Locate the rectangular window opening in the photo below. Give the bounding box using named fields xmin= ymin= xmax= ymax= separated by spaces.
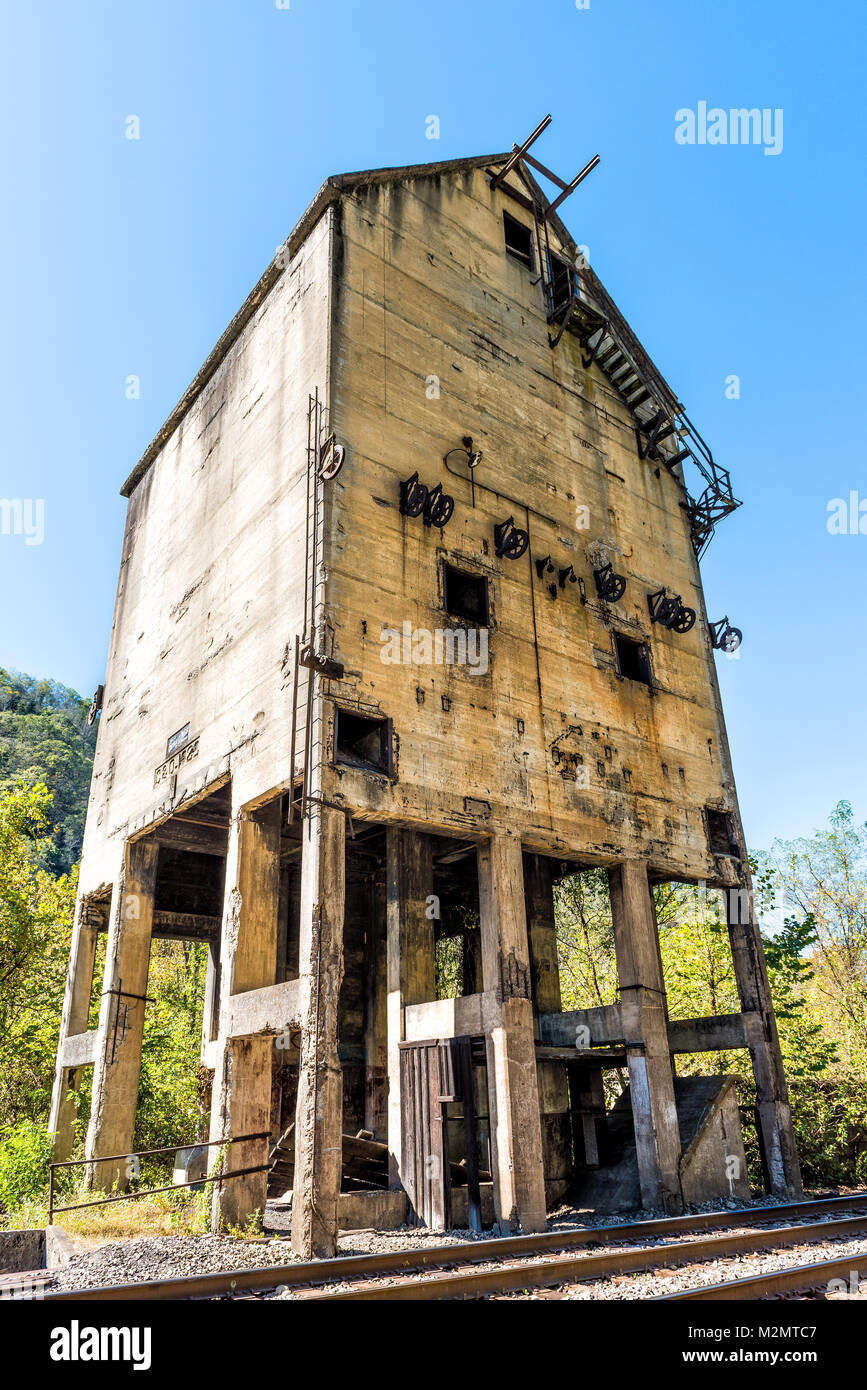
xmin=706 ymin=809 xmax=740 ymax=858
xmin=548 ymin=251 xmax=576 ymax=316
xmin=504 ymin=211 xmax=534 ymax=269
xmin=614 ymin=634 xmax=652 ymax=686
xmin=443 ymin=562 xmax=489 ymax=625
xmin=334 ymin=709 xmax=392 ymax=776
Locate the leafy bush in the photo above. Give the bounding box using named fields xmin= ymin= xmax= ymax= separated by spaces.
xmin=0 ymin=1119 xmax=53 ymax=1211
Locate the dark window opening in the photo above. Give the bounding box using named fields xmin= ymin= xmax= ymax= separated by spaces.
xmin=334 ymin=709 xmax=392 ymax=775
xmin=504 ymin=211 xmax=534 ymax=269
xmin=706 ymin=809 xmax=740 ymax=858
xmin=443 ymin=563 xmax=490 ymax=625
xmin=614 ymin=634 xmax=652 ymax=686
xmin=547 ymin=252 xmax=576 ymax=316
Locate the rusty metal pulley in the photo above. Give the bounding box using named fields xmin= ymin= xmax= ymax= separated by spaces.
xmin=493 ymin=516 xmax=529 ymax=560
xmin=399 ymin=473 xmax=454 ymax=528
xmin=710 ymin=617 xmax=743 ymax=652
xmin=317 ymin=436 xmax=345 ymax=481
xmin=399 ymin=471 xmax=428 ymax=517
xmin=593 ymin=563 xmax=627 ymax=602
xmin=423 ymin=482 xmax=454 ymax=529
xmin=648 ymin=588 xmax=696 ymax=633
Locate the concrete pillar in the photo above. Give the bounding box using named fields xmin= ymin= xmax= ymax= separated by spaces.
xmin=478 ymin=834 xmax=547 ymax=1234
xmin=290 ymin=803 xmax=346 ymax=1259
xmin=49 ymin=898 xmax=101 ymax=1160
xmin=523 ymin=853 xmax=562 ymax=1023
xmin=386 ymin=828 xmax=435 ymax=1187
xmin=209 ymin=799 xmax=281 ymax=1230
xmin=608 ymin=861 xmax=683 ymax=1213
xmin=85 ymin=839 xmax=159 ymax=1190
xmin=725 ymin=883 xmax=803 ymax=1198
xmin=364 ymin=869 xmax=388 ymax=1138
xmin=201 ymin=942 xmax=220 ymax=1050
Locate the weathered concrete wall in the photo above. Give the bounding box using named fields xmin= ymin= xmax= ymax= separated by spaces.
xmin=680 ymin=1077 xmax=751 ymax=1206
xmin=78 ymin=209 xmax=335 ymax=894
xmin=0 ymin=1229 xmax=44 ymax=1274
xmin=320 ymin=167 xmax=738 ymax=882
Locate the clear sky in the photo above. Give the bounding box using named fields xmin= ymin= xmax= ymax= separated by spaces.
xmin=0 ymin=0 xmax=864 ymax=853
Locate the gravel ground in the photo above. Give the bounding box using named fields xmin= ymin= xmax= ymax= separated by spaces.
xmin=500 ymin=1233 xmax=867 ymax=1301
xmin=268 ymin=1206 xmax=867 ymax=1300
xmin=47 ymin=1189 xmax=866 ymax=1294
xmin=51 ymin=1234 xmax=302 ymax=1291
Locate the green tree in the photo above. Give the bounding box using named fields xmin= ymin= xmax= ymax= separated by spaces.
xmin=0 ymin=782 xmax=76 ymax=1128
xmin=0 ymin=667 xmax=97 ymax=875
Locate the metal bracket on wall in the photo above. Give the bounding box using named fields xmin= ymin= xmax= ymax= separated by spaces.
xmin=647 ymin=588 xmax=696 ymax=634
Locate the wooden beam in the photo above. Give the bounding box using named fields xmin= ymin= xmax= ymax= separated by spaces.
xmin=152 ymin=820 xmax=229 ymax=858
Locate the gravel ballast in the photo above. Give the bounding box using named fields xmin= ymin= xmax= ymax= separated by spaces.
xmin=51 ymin=1235 xmax=301 ymax=1292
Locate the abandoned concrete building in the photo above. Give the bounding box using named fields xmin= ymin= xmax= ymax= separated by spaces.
xmin=50 ymin=120 xmax=802 ymax=1258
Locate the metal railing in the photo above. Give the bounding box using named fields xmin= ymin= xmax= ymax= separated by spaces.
xmin=47 ymin=1131 xmax=270 ymax=1223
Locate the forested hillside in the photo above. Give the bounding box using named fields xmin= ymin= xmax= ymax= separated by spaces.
xmin=0 ymin=668 xmax=97 ymax=875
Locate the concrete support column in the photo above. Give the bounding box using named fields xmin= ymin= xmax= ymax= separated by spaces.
xmin=49 ymin=899 xmax=101 ymax=1160
xmin=290 ymin=803 xmax=346 ymax=1259
xmin=608 ymin=861 xmax=683 ymax=1214
xmin=209 ymin=799 xmax=281 ymax=1231
xmin=85 ymin=839 xmax=159 ymax=1190
xmin=523 ymin=853 xmax=562 ymax=1024
xmin=386 ymin=828 xmax=435 ymax=1187
xmin=364 ymin=869 xmax=388 ymax=1138
xmin=478 ymin=834 xmax=547 ymax=1234
xmin=201 ymin=942 xmax=220 ymax=1050
xmin=726 ymin=885 xmax=803 ymax=1198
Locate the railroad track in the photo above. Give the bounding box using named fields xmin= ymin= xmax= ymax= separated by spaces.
xmin=41 ymin=1191 xmax=867 ymax=1303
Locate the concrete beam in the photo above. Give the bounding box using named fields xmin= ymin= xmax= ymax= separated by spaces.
xmin=539 ymin=1004 xmax=625 ymax=1048
xmin=403 ymin=990 xmax=501 ymax=1042
xmin=58 ymin=1031 xmax=99 ymax=1068
xmin=668 ymin=1013 xmax=749 ymax=1054
xmin=226 ymin=980 xmax=301 ymax=1039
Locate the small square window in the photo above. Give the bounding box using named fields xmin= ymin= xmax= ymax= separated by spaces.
xmin=706 ymin=809 xmax=740 ymax=858
xmin=614 ymin=634 xmax=651 ymax=686
xmin=443 ymin=563 xmax=489 ymax=625
xmin=547 ymin=252 xmax=576 ymax=316
xmin=504 ymin=212 xmax=534 ymax=269
xmin=334 ymin=709 xmax=392 ymax=776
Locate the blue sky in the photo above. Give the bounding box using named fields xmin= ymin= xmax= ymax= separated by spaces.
xmin=0 ymin=0 xmax=864 ymax=853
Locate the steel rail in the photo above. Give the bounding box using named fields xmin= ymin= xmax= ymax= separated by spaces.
xmin=41 ymin=1192 xmax=867 ymax=1303
xmin=288 ymin=1214 xmax=867 ymax=1301
xmin=656 ymin=1250 xmax=867 ymax=1301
